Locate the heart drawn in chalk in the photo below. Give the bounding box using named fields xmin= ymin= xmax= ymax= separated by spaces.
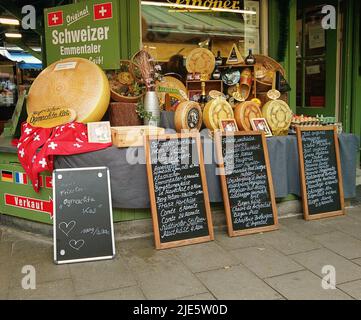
xmin=59 ymin=220 xmax=76 ymax=236
xmin=69 ymin=239 xmax=85 ymax=251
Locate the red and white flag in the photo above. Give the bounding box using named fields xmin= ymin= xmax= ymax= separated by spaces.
xmin=93 ymin=2 xmax=113 ymax=20
xmin=47 ymin=11 xmax=63 ymax=27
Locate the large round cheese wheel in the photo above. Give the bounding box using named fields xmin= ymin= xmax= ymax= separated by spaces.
xmin=174 ymin=101 xmax=202 ymax=132
xmin=234 ymin=101 xmax=262 ymax=131
xmin=203 ymin=98 xmax=234 ymax=130
xmin=27 ymin=58 xmax=110 ymax=123
xmin=262 ymin=100 xmax=293 ymax=135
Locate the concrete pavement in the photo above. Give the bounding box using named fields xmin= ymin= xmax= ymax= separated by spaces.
xmin=1 ymin=206 xmax=361 ymax=300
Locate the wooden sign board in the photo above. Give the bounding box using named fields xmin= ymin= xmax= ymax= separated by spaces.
xmin=296 ymin=126 xmax=345 ymax=220
xmin=215 ymin=131 xmax=278 ymax=237
xmin=53 ymin=167 xmax=115 ymax=264
xmin=145 ymin=133 xmax=214 ymax=249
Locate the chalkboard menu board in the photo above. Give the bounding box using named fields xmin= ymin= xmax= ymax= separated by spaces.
xmin=53 ymin=167 xmax=115 ymax=264
xmin=215 ymin=132 xmax=278 ymax=237
xmin=145 ymin=133 xmax=214 ymax=249
xmin=296 ymin=126 xmax=345 ymax=220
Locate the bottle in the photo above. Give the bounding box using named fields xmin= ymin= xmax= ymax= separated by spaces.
xmin=215 ymin=50 xmax=223 ymax=66
xmin=245 ymin=49 xmax=256 ymax=65
xmin=199 ymin=82 xmax=207 ymax=109
xmin=212 ymin=66 xmax=221 ymax=80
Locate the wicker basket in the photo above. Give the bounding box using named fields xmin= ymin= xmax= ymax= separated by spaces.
xmin=108 ymin=60 xmax=145 ymax=103
xmin=254 ymin=55 xmax=286 ymax=92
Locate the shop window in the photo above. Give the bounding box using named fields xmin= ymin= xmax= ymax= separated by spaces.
xmin=296 ymin=3 xmax=330 ymax=109
xmin=140 ymin=0 xmax=264 ymax=67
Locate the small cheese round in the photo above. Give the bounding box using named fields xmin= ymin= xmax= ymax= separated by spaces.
xmin=174 ymin=101 xmax=202 ymax=132
xmin=234 ymin=101 xmax=262 ymax=131
xmin=27 ymin=57 xmax=110 ymax=123
xmin=203 ymin=98 xmax=234 ymax=130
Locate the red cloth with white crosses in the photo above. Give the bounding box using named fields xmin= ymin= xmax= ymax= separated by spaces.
xmin=17 ymin=122 xmax=112 ymax=192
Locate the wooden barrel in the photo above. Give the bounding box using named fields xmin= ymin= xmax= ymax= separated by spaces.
xmin=234 ymin=101 xmax=262 ymax=131
xmin=174 ymin=101 xmax=203 ymax=132
xmin=203 ymin=98 xmax=234 ymax=130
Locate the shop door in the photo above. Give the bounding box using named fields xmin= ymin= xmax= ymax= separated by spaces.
xmin=296 ymin=0 xmax=339 ymax=116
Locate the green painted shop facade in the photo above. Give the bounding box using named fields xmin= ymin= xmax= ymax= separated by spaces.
xmin=0 ymin=0 xmax=360 ymax=225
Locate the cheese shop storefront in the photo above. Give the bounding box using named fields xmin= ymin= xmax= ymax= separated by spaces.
xmin=0 ymin=0 xmax=360 ymax=230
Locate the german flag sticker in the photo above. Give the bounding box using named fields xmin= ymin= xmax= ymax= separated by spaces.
xmin=1 ymin=170 xmax=13 ymax=183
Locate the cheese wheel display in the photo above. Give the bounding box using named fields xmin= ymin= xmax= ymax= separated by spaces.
xmin=203 ymin=98 xmax=234 ymax=130
xmin=174 ymin=101 xmax=202 ymax=132
xmin=27 ymin=58 xmax=110 ymax=123
xmin=262 ymin=100 xmax=293 ymax=136
xmin=156 ymin=76 xmax=188 ymax=111
xmin=27 ymin=107 xmax=76 ymax=128
xmin=234 ymin=101 xmax=262 ymax=131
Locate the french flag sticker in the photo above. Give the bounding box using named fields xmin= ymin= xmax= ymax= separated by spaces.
xmin=15 ymin=172 xmax=28 ymax=185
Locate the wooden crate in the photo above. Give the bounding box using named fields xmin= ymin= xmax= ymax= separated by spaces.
xmin=111 ymin=126 xmax=165 ymax=148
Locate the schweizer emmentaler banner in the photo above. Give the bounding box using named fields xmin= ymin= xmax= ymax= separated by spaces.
xmin=44 ymin=0 xmax=120 ymax=69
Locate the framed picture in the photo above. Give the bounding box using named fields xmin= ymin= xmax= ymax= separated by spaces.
xmin=250 ymin=118 xmax=273 ymax=137
xmin=219 ymin=119 xmax=239 ymax=132
xmin=87 ymin=121 xmax=112 ymax=143
xmin=188 ymin=90 xmax=202 ymax=102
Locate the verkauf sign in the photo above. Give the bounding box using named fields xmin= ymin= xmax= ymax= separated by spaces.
xmin=44 ymin=0 xmax=120 ymax=70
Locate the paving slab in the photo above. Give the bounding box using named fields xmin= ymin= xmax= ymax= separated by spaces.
xmin=173 ymin=242 xmax=237 ymax=273
xmin=10 ymin=240 xmax=53 ymax=265
xmin=311 ymin=231 xmax=361 ymax=260
xmin=69 ymin=257 xmax=137 ymax=296
xmin=177 ymin=292 xmax=215 ymax=300
xmin=0 ymin=241 xmax=12 ymax=266
xmin=265 ymin=270 xmax=352 ymax=300
xmin=256 ymin=229 xmax=322 ymax=255
xmin=196 ymin=265 xmax=282 ymax=300
xmin=214 ymin=232 xmax=266 ymax=251
xmin=230 ymin=246 xmax=304 ymax=279
xmin=7 ymin=279 xmax=76 ymax=300
xmin=320 ymin=216 xmax=361 ymax=240
xmin=338 ymin=280 xmax=361 ymax=300
xmin=123 ymin=248 xmax=207 ymax=300
xmin=290 ymin=248 xmax=361 ymax=284
xmin=345 ymin=207 xmax=361 ymax=222
xmin=352 ymin=258 xmax=361 ymax=267
xmin=279 ymin=216 xmax=336 ymax=237
xmin=78 ymin=286 xmax=146 ymax=300
xmin=9 ymin=260 xmax=71 ymax=289
xmin=0 ymin=263 xmax=11 ymax=300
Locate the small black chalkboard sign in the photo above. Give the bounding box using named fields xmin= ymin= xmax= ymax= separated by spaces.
xmin=53 ymin=167 xmax=115 ymax=264
xmin=145 ymin=133 xmax=214 ymax=249
xmin=215 ymin=131 xmax=278 ymax=237
xmin=296 ymin=126 xmax=345 ymax=220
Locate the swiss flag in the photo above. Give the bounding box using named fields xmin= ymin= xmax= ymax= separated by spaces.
xmin=47 ymin=11 xmax=63 ymax=27
xmin=45 ymin=176 xmax=53 ymax=189
xmin=93 ymin=2 xmax=113 ymax=20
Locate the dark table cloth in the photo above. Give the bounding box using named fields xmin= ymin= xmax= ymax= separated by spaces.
xmin=54 ymin=112 xmax=360 ymax=208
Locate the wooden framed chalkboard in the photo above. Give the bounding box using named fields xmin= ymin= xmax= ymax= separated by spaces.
xmin=53 ymin=167 xmax=115 ymax=264
xmin=145 ymin=132 xmax=214 ymax=249
xmin=215 ymin=131 xmax=278 ymax=237
xmin=296 ymin=126 xmax=345 ymax=221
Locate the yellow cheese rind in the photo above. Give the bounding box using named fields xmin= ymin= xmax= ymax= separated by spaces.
xmin=262 ymin=100 xmax=293 ymax=135
xmin=27 ymin=58 xmax=110 ymax=124
xmin=203 ymin=98 xmax=234 ymax=130
xmin=27 ymin=107 xmax=76 ymax=128
xmin=174 ymin=101 xmax=202 ymax=132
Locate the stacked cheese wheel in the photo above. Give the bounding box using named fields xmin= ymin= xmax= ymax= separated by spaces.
xmin=262 ymin=100 xmax=293 ymax=135
xmin=174 ymin=101 xmax=202 ymax=132
xmin=234 ymin=101 xmax=262 ymax=131
xmin=27 ymin=57 xmax=110 ymax=124
xmin=203 ymin=98 xmax=234 ymax=130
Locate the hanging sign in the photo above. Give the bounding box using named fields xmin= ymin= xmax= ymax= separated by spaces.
xmin=44 ymin=0 xmax=120 ymax=69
